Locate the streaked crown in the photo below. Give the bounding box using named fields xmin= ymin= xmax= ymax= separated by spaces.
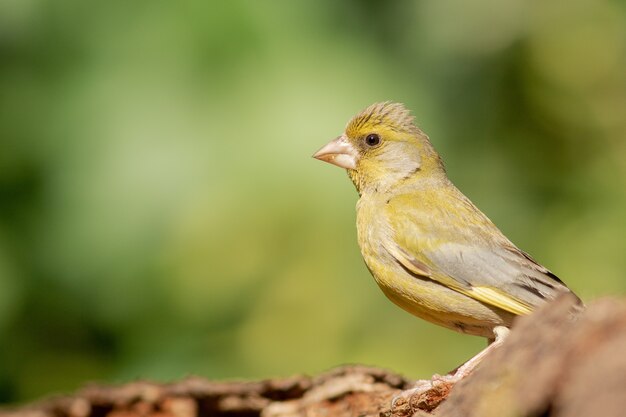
xmin=345 ymin=102 xmax=419 ymax=138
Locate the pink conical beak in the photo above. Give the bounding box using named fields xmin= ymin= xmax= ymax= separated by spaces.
xmin=312 ymin=135 xmax=358 ymax=170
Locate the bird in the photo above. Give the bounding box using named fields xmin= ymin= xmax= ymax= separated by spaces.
xmin=312 ymin=101 xmax=580 ymax=403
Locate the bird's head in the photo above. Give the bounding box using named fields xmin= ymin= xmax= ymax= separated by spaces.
xmin=313 ymin=102 xmax=445 ymax=194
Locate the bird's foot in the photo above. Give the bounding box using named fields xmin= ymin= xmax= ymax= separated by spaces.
xmin=390 ymin=374 xmax=457 ymax=412
xmin=391 ymin=327 xmax=510 ymax=412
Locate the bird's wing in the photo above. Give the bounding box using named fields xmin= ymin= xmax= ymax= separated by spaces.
xmin=385 ymin=217 xmax=572 ymax=316
xmin=385 ymin=239 xmax=535 ymax=315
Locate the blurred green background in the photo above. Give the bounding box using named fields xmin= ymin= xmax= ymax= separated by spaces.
xmin=1 ymin=0 xmax=625 ymax=405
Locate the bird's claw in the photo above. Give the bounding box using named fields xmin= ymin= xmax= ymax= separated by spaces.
xmin=390 ymin=375 xmax=456 ymax=412
xmin=390 ymin=380 xmax=432 ymax=409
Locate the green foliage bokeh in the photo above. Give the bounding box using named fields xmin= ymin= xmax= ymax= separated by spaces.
xmin=1 ymin=0 xmax=625 ymax=404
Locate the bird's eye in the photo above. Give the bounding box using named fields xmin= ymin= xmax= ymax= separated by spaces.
xmin=365 ymin=133 xmax=381 ymax=147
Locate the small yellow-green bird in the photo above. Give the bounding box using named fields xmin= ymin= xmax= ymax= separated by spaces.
xmin=313 ymin=102 xmax=580 ymax=395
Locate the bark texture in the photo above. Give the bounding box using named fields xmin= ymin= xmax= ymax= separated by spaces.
xmin=3 ymin=295 xmax=626 ymax=417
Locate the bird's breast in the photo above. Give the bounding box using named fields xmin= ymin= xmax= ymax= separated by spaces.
xmin=356 ymin=197 xmax=388 ymax=257
xmin=355 ymin=195 xmax=403 ymax=282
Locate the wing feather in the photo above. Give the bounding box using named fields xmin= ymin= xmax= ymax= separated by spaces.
xmin=384 ymin=195 xmax=575 ymax=316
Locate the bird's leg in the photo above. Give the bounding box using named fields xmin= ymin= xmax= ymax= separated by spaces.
xmin=391 ymin=326 xmax=510 ymax=410
xmin=440 ymin=325 xmax=509 ymax=380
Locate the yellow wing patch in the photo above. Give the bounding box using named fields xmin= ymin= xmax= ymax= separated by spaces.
xmin=468 ymin=286 xmax=533 ymax=316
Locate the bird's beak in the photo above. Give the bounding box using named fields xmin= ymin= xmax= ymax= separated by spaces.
xmin=312 ymin=135 xmax=358 ymax=170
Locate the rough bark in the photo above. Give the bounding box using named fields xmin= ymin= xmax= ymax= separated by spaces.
xmin=3 ymin=295 xmax=626 ymax=417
